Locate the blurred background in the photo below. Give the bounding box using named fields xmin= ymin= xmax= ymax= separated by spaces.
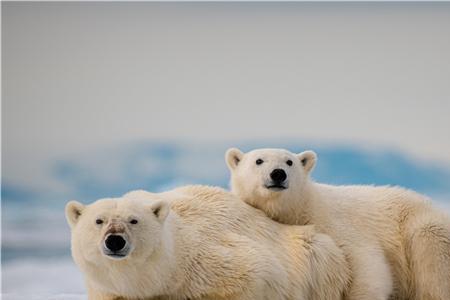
xmin=2 ymin=2 xmax=450 ymax=299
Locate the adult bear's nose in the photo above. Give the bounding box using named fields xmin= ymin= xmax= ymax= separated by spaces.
xmin=105 ymin=235 xmax=126 ymax=252
xmin=270 ymin=169 xmax=287 ymax=183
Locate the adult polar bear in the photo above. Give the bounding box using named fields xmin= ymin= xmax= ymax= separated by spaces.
xmin=226 ymin=148 xmax=450 ymax=300
xmin=66 ymin=185 xmax=350 ymax=300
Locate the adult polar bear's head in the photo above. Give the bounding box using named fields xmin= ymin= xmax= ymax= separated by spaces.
xmin=225 ymin=148 xmax=316 ymax=219
xmin=65 ymin=193 xmax=169 ymax=265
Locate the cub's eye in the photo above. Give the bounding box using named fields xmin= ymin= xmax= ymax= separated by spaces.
xmin=95 ymin=219 xmax=103 ymax=225
xmin=256 ymin=159 xmax=264 ymax=165
xmin=130 ymin=219 xmax=138 ymax=225
xmin=286 ymin=160 xmax=293 ymax=166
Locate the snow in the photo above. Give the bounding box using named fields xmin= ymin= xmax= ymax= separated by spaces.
xmin=2 ymin=258 xmax=86 ymax=299
xmin=2 ymin=294 xmax=86 ymax=300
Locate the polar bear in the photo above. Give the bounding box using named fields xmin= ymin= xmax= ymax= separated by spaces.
xmin=226 ymin=148 xmax=450 ymax=300
xmin=66 ymin=185 xmax=350 ymax=300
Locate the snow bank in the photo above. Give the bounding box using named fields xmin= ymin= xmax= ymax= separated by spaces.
xmin=2 ymin=258 xmax=85 ymax=298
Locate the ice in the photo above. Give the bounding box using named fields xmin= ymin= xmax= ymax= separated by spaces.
xmin=2 ymin=294 xmax=86 ymax=300
xmin=2 ymin=258 xmax=85 ymax=298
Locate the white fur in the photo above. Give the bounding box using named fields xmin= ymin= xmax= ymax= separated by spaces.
xmin=66 ymin=185 xmax=350 ymax=300
xmin=226 ymin=148 xmax=450 ymax=300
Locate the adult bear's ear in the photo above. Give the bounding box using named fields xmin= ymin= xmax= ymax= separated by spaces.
xmin=149 ymin=200 xmax=170 ymax=222
xmin=225 ymin=148 xmax=244 ymax=170
xmin=297 ymin=151 xmax=317 ymax=173
xmin=65 ymin=201 xmax=85 ymax=229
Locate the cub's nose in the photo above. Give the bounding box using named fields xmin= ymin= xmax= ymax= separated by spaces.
xmin=105 ymin=235 xmax=126 ymax=252
xmin=270 ymin=169 xmax=287 ymax=183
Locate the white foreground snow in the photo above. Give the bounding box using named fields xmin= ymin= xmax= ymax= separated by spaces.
xmin=2 ymin=258 xmax=86 ymax=299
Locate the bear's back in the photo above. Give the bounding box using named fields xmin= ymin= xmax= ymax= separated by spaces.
xmin=169 ymin=185 xmax=294 ymax=242
xmin=123 ymin=185 xmax=350 ymax=300
xmin=170 ymin=185 xmax=350 ymax=300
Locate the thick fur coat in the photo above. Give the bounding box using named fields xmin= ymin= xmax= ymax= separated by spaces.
xmin=226 ymin=147 xmax=450 ymax=300
xmin=66 ymin=185 xmax=350 ymax=300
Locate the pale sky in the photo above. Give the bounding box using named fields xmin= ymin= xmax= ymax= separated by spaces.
xmin=3 ymin=3 xmax=450 ymax=189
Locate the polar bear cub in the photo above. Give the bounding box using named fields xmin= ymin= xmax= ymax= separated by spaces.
xmin=66 ymin=185 xmax=350 ymax=300
xmin=226 ymin=148 xmax=450 ymax=300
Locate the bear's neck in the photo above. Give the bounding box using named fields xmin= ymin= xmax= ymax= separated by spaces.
xmin=150 ymin=213 xmax=202 ymax=298
xmin=277 ymin=180 xmax=324 ymax=226
xmin=138 ymin=215 xmax=181 ymax=297
xmin=151 ymin=212 xmax=221 ymax=299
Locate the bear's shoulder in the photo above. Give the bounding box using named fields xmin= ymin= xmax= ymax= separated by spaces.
xmin=174 ymin=185 xmax=228 ymax=198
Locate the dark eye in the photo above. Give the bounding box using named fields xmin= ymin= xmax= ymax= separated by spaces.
xmin=286 ymin=160 xmax=293 ymax=166
xmin=130 ymin=219 xmax=138 ymax=225
xmin=96 ymin=219 xmax=103 ymax=225
xmin=256 ymin=159 xmax=264 ymax=165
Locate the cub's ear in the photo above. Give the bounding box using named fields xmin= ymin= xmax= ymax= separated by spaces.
xmin=149 ymin=200 xmax=170 ymax=222
xmin=297 ymin=151 xmax=317 ymax=173
xmin=225 ymin=148 xmax=244 ymax=170
xmin=65 ymin=201 xmax=85 ymax=228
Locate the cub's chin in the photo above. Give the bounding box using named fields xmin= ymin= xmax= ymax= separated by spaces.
xmin=255 ymin=186 xmax=288 ymax=201
xmin=104 ymin=253 xmax=129 ymax=260
xmin=265 ymin=186 xmax=287 ymax=192
xmin=101 ymin=247 xmax=132 ymax=261
xmin=264 ymin=183 xmax=288 ymax=192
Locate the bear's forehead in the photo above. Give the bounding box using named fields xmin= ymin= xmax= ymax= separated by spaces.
xmin=86 ymin=198 xmax=146 ymax=215
xmin=246 ymin=148 xmax=295 ymax=159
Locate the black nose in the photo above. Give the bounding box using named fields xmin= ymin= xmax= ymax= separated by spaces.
xmin=105 ymin=235 xmax=126 ymax=252
xmin=270 ymin=169 xmax=287 ymax=183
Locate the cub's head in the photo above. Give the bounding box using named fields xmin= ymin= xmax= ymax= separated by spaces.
xmin=225 ymin=148 xmax=316 ymax=215
xmin=65 ymin=194 xmax=169 ymax=266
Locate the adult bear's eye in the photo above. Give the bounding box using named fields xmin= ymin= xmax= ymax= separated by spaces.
xmin=286 ymin=160 xmax=293 ymax=166
xmin=256 ymin=159 xmax=264 ymax=165
xmin=130 ymin=219 xmax=138 ymax=225
xmin=96 ymin=219 xmax=103 ymax=225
